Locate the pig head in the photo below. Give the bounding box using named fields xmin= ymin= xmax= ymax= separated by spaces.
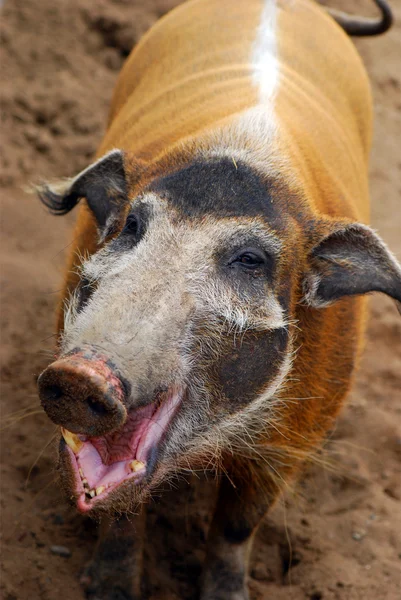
xmin=36 ymin=149 xmax=401 ymax=515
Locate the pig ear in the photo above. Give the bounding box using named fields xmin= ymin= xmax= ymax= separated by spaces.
xmin=36 ymin=149 xmax=129 ymax=227
xmin=303 ymin=223 xmax=401 ymax=310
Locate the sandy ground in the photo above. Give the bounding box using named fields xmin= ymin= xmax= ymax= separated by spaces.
xmin=1 ymin=1 xmax=400 ymax=599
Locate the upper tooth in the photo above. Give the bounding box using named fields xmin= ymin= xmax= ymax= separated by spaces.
xmin=129 ymin=460 xmax=145 ymax=473
xmin=61 ymin=428 xmax=83 ymax=453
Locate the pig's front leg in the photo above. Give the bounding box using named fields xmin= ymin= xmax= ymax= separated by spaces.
xmin=200 ymin=472 xmax=279 ymax=600
xmin=81 ymin=509 xmax=146 ymax=600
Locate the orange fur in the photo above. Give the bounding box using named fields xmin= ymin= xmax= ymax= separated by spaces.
xmin=57 ymin=0 xmax=373 ymax=488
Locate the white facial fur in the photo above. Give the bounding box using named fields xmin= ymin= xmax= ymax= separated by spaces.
xmin=58 ymin=1 xmax=290 ymax=474
xmin=60 ymin=191 xmax=293 ymax=472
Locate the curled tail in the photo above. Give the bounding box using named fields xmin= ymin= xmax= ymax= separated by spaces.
xmin=326 ymin=0 xmax=393 ymax=36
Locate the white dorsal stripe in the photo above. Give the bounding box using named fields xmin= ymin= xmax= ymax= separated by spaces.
xmin=252 ymin=0 xmax=279 ymax=103
xmin=183 ymin=1 xmax=280 ymax=175
xmin=219 ymin=0 xmax=278 ymax=173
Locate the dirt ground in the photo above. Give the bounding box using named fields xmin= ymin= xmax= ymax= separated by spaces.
xmin=1 ymin=1 xmax=400 ymax=599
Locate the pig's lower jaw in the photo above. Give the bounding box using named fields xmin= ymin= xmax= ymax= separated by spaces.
xmin=60 ymin=387 xmax=184 ymax=513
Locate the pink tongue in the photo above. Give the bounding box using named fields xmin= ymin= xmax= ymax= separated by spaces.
xmin=78 ymin=443 xmax=131 ymax=489
xmin=90 ymin=403 xmax=156 ymax=465
xmin=74 ymin=389 xmax=183 ymax=492
xmin=78 ymin=388 xmax=183 ymax=490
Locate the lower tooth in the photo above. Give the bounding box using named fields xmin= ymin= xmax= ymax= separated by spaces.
xmin=88 ymin=490 xmax=95 ymax=498
xmin=95 ymin=486 xmax=105 ymax=496
xmin=129 ymin=460 xmax=145 ymax=473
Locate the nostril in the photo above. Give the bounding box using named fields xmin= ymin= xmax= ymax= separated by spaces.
xmin=86 ymin=396 xmax=108 ymax=417
xmin=40 ymin=383 xmax=64 ymax=402
xmin=38 ymin=356 xmax=127 ymax=436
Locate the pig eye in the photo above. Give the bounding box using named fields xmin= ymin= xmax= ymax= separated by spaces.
xmin=122 ymin=214 xmax=139 ymax=236
xmin=117 ymin=204 xmax=149 ymax=249
xmin=229 ymin=248 xmax=267 ymax=270
xmin=236 ymin=253 xmax=263 ymax=266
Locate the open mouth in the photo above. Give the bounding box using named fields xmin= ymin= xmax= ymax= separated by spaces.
xmin=60 ymin=387 xmax=183 ymax=513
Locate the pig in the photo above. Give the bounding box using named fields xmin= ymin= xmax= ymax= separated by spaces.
xmin=35 ymin=0 xmax=399 ymax=598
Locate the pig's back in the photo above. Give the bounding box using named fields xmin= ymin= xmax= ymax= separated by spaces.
xmin=98 ymin=0 xmax=372 ymax=223
xmin=97 ymin=0 xmax=264 ymax=160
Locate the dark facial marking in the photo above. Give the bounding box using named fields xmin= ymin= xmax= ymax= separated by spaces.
xmin=149 ymin=158 xmax=284 ymax=226
xmin=217 ymin=327 xmax=289 ymax=409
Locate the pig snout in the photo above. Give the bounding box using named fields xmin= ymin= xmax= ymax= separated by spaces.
xmin=37 ymin=350 xmax=127 ymax=437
